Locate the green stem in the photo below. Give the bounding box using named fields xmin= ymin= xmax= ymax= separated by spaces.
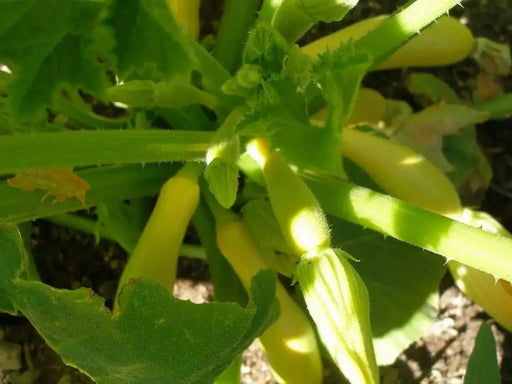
xmin=192 ymin=197 xmax=247 ymax=304
xmin=0 ymin=130 xmax=213 ymax=174
xmin=354 ymin=0 xmax=463 ymax=67
xmin=307 ymin=176 xmax=512 ymax=283
xmin=472 ymin=92 xmax=512 ymax=120
xmin=0 ymin=163 xmax=181 ymax=223
xmin=267 ymin=0 xmax=359 ymax=43
xmin=55 ymin=98 xmax=132 ymax=130
xmin=46 ymin=213 xmax=206 ymax=259
xmin=179 ymin=244 xmax=207 ymax=260
xmin=157 ymin=105 xmax=216 ymax=132
xmin=190 ymin=41 xmax=241 ymax=115
xmin=270 ymin=0 xmax=314 ymax=43
xmin=258 ymin=0 xmax=283 ymax=24
xmin=191 ymin=41 xmax=232 ymax=92
xmin=213 ymin=0 xmax=260 ymax=74
xmin=107 ymin=81 xmax=219 ymax=111
xmin=47 ymin=213 xmax=117 ymax=242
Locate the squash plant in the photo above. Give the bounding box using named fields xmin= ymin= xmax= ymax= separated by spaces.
xmin=1 ymin=0 xmax=512 ymax=383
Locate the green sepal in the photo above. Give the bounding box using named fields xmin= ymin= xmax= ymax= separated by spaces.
xmin=205 ymin=110 xmax=242 ymax=209
xmin=204 ymin=158 xmax=240 ymax=209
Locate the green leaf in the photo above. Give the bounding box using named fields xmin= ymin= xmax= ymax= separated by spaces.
xmin=0 ymin=0 xmax=109 ymax=119
xmin=243 ymin=23 xmax=290 ymax=76
xmin=464 ymin=322 xmax=500 ymax=384
xmin=106 ymin=0 xmax=196 ymax=81
xmin=393 ymin=104 xmax=490 ymax=173
xmin=329 ymin=216 xmax=445 ymax=365
xmin=471 ymin=37 xmax=511 ymax=76
xmin=406 ymin=74 xmax=493 ymax=197
xmin=0 ymin=98 xmax=66 ymax=134
xmin=239 ymin=74 xmax=343 ymax=176
xmin=444 ymin=127 xmax=493 ymax=197
xmin=314 ymin=44 xmax=372 ymax=131
xmin=0 ymin=226 xmax=279 ymax=383
xmin=0 ymin=163 xmax=180 ymax=224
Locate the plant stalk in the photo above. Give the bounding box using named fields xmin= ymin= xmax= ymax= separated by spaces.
xmin=307 ymin=176 xmax=512 ymax=283
xmin=0 ymin=130 xmax=213 ymax=174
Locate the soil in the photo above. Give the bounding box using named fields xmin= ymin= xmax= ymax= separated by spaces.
xmin=1 ymin=1 xmax=512 ymax=383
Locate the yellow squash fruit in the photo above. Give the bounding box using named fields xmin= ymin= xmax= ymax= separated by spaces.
xmin=302 ymin=16 xmax=474 ymax=70
xmin=167 ymin=0 xmax=201 ymax=40
xmin=115 ymin=164 xmax=201 ymax=311
xmin=216 ymin=218 xmax=323 ymax=384
xmin=449 ymin=209 xmax=512 ymax=332
xmin=340 ymin=127 xmax=462 ymax=217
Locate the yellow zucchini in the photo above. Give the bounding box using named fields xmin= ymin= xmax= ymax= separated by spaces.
xmin=449 ymin=210 xmax=512 ymax=332
xmin=115 ymin=164 xmax=201 ymax=310
xmin=216 ymin=217 xmax=323 ymax=384
xmin=302 ymin=16 xmax=474 ymax=70
xmin=247 ymin=138 xmax=331 ymax=257
xmin=167 ymin=0 xmax=201 ymax=40
xmin=340 ymin=127 xmax=462 ymax=216
xmin=311 ymin=88 xmax=387 ymax=126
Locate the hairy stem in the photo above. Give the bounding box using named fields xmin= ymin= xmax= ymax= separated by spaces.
xmin=0 ymin=130 xmax=212 ymax=174
xmin=213 ymin=0 xmax=260 ymax=73
xmin=355 ymin=0 xmax=464 ymax=67
xmin=307 ymin=176 xmax=512 ymax=283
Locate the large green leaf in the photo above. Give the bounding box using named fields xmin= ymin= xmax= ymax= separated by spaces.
xmin=106 ymin=0 xmax=196 ymax=81
xmin=0 ymin=0 xmax=109 ymax=119
xmin=0 ymin=224 xmax=279 ymax=383
xmin=329 ymin=216 xmax=445 ymax=365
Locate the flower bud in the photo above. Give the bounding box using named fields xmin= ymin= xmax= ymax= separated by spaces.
xmin=296 ymin=248 xmax=379 ymax=384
